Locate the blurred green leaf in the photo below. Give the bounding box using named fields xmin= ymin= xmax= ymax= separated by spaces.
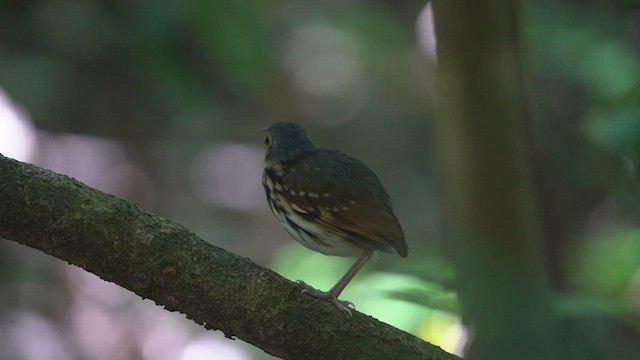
xmin=388 ymin=281 xmax=460 ymax=314
xmin=584 ymin=105 xmax=640 ymax=152
xmin=553 ymin=292 xmax=639 ymax=320
xmin=571 ymin=229 xmax=640 ymax=296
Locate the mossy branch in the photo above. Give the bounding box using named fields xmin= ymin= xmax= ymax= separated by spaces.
xmin=0 ymin=154 xmax=460 ymax=360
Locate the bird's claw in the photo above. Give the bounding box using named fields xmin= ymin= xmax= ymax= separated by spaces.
xmin=296 ymin=280 xmax=355 ymax=316
xmin=329 ymin=298 xmax=354 ymax=316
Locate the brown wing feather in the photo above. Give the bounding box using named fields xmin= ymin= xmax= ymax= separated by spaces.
xmin=315 ymin=204 xmax=406 ymax=256
xmin=280 ymin=149 xmax=407 ymax=257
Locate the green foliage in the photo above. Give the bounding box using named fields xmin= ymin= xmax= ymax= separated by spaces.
xmin=571 ymin=229 xmax=640 ymax=297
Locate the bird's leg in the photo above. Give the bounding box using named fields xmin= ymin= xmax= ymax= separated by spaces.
xmin=297 ymin=250 xmax=374 ymax=316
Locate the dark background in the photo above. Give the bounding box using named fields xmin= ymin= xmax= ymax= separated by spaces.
xmin=1 ymin=1 xmax=639 ymax=359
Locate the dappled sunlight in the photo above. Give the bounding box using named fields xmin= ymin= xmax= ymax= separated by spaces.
xmin=0 ymin=88 xmax=37 ymax=162
xmin=350 ymin=271 xmax=464 ymax=355
xmin=416 ymin=311 xmax=466 ymax=356
xmin=349 ymin=272 xmax=448 ymax=328
xmin=179 ymin=336 xmax=250 ymax=360
xmin=271 ymin=242 xmax=354 ymax=290
xmin=416 ymin=3 xmax=437 ymax=61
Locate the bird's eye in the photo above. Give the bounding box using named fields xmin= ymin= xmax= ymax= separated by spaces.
xmin=264 ymin=133 xmax=272 ymax=148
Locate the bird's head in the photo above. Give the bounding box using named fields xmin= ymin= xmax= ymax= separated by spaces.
xmin=263 ymin=122 xmax=316 ymax=164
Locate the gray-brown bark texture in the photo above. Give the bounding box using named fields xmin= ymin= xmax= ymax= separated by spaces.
xmin=0 ymin=154 xmax=460 ymax=360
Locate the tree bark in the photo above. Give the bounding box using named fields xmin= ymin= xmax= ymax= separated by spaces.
xmin=0 ymin=154 xmax=460 ymax=360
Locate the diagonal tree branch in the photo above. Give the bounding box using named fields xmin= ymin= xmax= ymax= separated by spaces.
xmin=0 ymin=154 xmax=460 ymax=360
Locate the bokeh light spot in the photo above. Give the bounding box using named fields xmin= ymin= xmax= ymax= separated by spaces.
xmin=0 ymin=88 xmax=37 ymax=161
xmin=190 ymin=143 xmax=264 ymax=210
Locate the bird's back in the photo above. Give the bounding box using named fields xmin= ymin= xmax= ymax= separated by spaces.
xmin=269 ymin=148 xmax=407 ymax=257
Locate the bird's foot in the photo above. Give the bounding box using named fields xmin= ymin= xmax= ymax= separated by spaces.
xmin=296 ymin=280 xmax=355 ymax=316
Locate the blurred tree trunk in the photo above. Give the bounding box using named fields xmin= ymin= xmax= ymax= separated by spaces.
xmin=432 ymin=1 xmax=568 ymax=359
xmin=0 ymin=154 xmax=460 ymax=360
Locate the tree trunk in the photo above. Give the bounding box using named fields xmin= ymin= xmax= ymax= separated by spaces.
xmin=432 ymin=1 xmax=568 ymax=359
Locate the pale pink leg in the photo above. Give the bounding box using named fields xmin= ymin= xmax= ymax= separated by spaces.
xmin=297 ymin=250 xmax=374 ymax=316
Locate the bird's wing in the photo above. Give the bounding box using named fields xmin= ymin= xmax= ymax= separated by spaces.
xmin=281 ymin=151 xmax=407 ymax=256
xmin=316 ymin=202 xmax=406 ymax=256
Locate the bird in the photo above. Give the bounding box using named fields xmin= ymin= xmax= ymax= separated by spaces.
xmin=262 ymin=122 xmax=407 ymax=315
